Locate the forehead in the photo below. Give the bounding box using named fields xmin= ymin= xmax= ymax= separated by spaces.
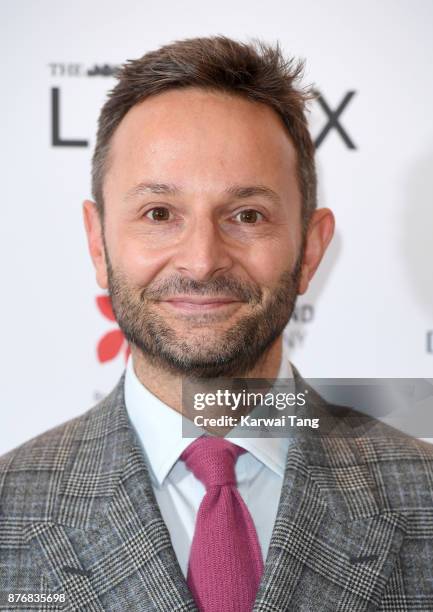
xmin=104 ymin=87 xmax=299 ymax=198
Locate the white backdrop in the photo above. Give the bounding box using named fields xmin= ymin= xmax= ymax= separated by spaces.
xmin=1 ymin=0 xmax=432 ymax=455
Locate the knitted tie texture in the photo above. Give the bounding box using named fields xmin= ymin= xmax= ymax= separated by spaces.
xmin=181 ymin=437 xmax=264 ymax=612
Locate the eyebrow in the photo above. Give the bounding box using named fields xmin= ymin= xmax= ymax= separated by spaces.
xmin=124 ymin=181 xmax=281 ymax=207
xmin=125 ymin=182 xmax=180 ymax=200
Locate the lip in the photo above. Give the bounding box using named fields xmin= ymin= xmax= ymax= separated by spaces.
xmin=160 ymin=296 xmax=243 ymax=311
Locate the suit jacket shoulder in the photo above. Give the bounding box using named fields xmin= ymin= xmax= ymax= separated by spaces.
xmin=0 ymin=375 xmax=129 ymax=535
xmin=293 ymin=374 xmax=433 ymax=516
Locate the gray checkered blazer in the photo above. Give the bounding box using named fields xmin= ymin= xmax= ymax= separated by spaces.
xmin=1 ymin=369 xmax=433 ymax=611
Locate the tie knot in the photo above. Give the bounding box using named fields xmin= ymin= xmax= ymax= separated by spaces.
xmin=180 ymin=437 xmax=245 ymax=489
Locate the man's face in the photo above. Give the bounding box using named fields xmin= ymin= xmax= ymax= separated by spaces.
xmin=85 ymin=88 xmax=332 ymax=378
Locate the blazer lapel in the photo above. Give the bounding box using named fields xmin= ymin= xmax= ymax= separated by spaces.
xmin=25 ymin=375 xmax=197 ymax=612
xmin=253 ymin=372 xmax=407 ymax=612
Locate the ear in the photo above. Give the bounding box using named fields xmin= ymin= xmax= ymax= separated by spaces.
xmin=298 ymin=208 xmax=335 ymax=295
xmin=82 ymin=200 xmax=108 ymax=290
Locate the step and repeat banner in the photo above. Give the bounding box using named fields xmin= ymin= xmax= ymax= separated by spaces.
xmin=1 ymin=0 xmax=432 ymax=454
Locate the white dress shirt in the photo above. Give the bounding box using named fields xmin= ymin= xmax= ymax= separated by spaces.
xmin=124 ymin=344 xmax=292 ymax=577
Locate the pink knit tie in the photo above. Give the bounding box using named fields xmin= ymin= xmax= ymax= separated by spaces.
xmin=181 ymin=437 xmax=264 ymax=612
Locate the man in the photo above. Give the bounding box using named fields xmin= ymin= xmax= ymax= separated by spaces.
xmin=1 ymin=36 xmax=433 ymax=612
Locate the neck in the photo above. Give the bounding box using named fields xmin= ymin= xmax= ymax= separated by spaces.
xmin=130 ymin=336 xmax=284 ymax=414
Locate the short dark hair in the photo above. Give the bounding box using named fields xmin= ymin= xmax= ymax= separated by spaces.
xmin=92 ymin=35 xmax=316 ymax=226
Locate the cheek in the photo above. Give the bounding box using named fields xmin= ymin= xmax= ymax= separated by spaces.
xmin=240 ymin=236 xmax=297 ymax=287
xmin=107 ymin=226 xmax=172 ymax=287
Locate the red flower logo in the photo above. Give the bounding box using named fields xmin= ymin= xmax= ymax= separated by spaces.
xmin=96 ymin=295 xmax=130 ymax=363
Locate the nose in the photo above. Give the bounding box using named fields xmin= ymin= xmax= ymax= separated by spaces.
xmin=172 ymin=216 xmax=233 ymax=281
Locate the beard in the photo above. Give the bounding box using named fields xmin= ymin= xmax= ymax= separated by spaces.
xmin=105 ymin=247 xmax=304 ymax=379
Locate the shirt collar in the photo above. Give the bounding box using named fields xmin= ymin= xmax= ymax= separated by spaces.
xmin=124 ymin=342 xmax=293 ymax=486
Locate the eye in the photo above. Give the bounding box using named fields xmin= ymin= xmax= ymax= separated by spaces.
xmin=234 ymin=209 xmax=264 ymax=224
xmin=145 ymin=206 xmax=171 ymax=221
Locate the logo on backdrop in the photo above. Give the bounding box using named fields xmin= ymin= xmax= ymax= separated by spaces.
xmin=285 ymin=304 xmax=315 ymax=349
xmin=47 ymin=63 xmax=358 ymax=150
xmin=96 ymin=295 xmax=130 ymax=364
xmin=49 ymin=63 xmax=120 ymax=77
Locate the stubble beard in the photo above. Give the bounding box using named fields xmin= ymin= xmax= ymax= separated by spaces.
xmin=105 ymin=248 xmax=304 ymax=379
